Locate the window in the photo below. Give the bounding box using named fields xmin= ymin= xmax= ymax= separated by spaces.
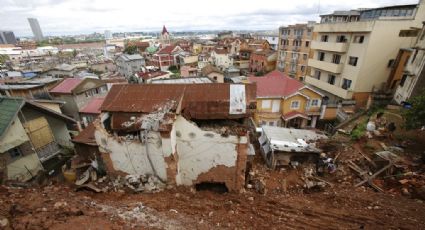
xmin=310 ymin=99 xmax=319 ymax=107
xmin=9 ymin=148 xmax=22 ymax=159
xmin=291 ymin=101 xmax=300 ymax=109
xmin=213 ymin=76 xmax=218 ymax=81
xmin=290 ymin=64 xmax=296 ymax=72
xmin=387 ymin=59 xmax=395 ymax=68
xmin=336 ymin=35 xmax=347 ymax=43
xmin=321 ymin=35 xmax=328 ymax=42
xmin=294 ymin=29 xmax=304 ymax=36
xmin=332 ymin=54 xmax=341 ymax=64
xmin=318 ymin=52 xmax=325 ymax=61
xmin=348 ymin=56 xmax=358 ymax=66
xmin=262 ymin=100 xmax=271 ymax=109
xmin=301 ymin=65 xmax=306 ymax=72
xmin=342 ymin=78 xmax=352 ymax=89
xmin=305 ymin=41 xmax=310 ymax=47
xmin=314 ymin=70 xmax=321 ymax=80
xmin=399 ymin=30 xmax=419 ymax=37
xmin=303 ymin=54 xmax=308 ymax=60
xmin=353 ymin=35 xmax=364 ymax=43
xmin=261 ymin=121 xmax=267 ymax=126
xmin=400 ymin=74 xmax=408 ymax=87
xmin=328 ymin=74 xmax=336 ymax=85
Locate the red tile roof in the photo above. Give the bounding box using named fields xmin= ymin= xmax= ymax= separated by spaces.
xmin=214 ymin=48 xmax=228 ymax=55
xmin=282 ymin=111 xmax=309 ymax=121
xmin=49 ymin=78 xmax=83 ymax=94
xmin=79 ymin=97 xmax=105 ymax=114
xmin=248 ymin=70 xmax=304 ymax=98
xmin=101 ymin=84 xmax=257 ymax=120
xmin=157 ymin=45 xmax=177 ymax=55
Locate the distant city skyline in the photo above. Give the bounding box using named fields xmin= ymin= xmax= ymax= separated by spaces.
xmin=0 ymin=0 xmax=420 ymax=37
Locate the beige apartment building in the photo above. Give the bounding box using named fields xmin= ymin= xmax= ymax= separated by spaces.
xmin=277 ymin=22 xmax=315 ymax=81
xmin=306 ymin=1 xmax=425 ymax=107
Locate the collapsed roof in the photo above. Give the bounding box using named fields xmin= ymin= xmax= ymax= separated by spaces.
xmin=101 ymin=83 xmax=256 ymax=120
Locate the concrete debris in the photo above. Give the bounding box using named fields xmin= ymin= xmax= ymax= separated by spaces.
xmin=124 ymin=174 xmax=165 ymax=193
xmin=0 ymin=217 xmax=9 ymax=228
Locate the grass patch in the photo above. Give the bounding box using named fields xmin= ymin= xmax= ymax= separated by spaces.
xmin=351 ymin=121 xmax=367 ymax=140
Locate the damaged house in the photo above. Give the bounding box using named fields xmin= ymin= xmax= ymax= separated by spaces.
xmin=92 ymin=83 xmax=256 ymax=191
xmin=0 ymin=97 xmax=75 ymax=182
xmin=258 ymin=126 xmax=327 ymax=169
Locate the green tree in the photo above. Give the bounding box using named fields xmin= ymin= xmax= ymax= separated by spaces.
xmin=0 ymin=54 xmax=9 ymax=65
xmin=124 ymin=45 xmax=138 ymax=55
xmin=72 ymin=49 xmax=78 ymax=58
xmin=404 ymin=89 xmax=425 ymax=129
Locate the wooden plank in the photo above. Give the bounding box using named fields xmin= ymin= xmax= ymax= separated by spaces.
xmin=355 ymin=163 xmax=393 ymax=187
xmin=356 ymin=149 xmax=377 ymax=168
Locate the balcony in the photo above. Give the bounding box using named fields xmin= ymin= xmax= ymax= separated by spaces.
xmin=308 ymin=59 xmax=343 ymax=74
xmin=305 ymin=76 xmax=353 ymax=99
xmin=311 ymin=41 xmax=348 ymax=53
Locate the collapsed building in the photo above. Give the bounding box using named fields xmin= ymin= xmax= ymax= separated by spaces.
xmin=258 ymin=126 xmax=327 ymax=169
xmin=90 ymin=83 xmax=256 ymax=192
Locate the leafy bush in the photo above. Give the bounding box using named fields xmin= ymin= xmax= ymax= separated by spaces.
xmin=351 ymin=121 xmax=366 ymax=140
xmin=403 ymin=89 xmax=425 ymax=129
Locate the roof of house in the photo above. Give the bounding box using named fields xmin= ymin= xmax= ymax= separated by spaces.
xmin=157 ymin=45 xmax=179 ymax=55
xmin=79 ymin=97 xmax=105 ymax=114
xmin=282 ymin=111 xmax=310 ymax=121
xmin=55 ymin=63 xmax=76 ymax=71
xmin=261 ymin=126 xmax=327 ymax=153
xmin=248 ymin=70 xmax=304 ymax=98
xmin=118 ymin=54 xmax=144 ymax=61
xmin=201 ymin=64 xmax=223 ymax=76
xmin=137 ymin=71 xmax=169 ymax=80
xmin=72 ymin=122 xmax=97 ymax=146
xmin=101 ymin=83 xmax=256 ymax=120
xmin=49 ymin=78 xmax=83 ymax=94
xmin=0 ymin=96 xmax=76 ymax=139
xmin=213 ymin=48 xmax=228 ymax=55
xmin=0 ymin=97 xmax=24 ymax=138
xmin=151 ymin=77 xmax=213 ymax=84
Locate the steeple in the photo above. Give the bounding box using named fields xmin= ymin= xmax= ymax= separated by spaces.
xmin=162 ymin=25 xmax=168 ymax=35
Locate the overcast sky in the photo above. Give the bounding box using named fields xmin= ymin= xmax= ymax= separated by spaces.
xmin=0 ymin=0 xmax=420 ymax=37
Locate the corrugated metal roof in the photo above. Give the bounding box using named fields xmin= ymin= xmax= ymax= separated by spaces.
xmin=101 ymin=83 xmax=256 ymax=120
xmin=0 ymin=97 xmax=24 ymax=138
xmin=79 ymin=97 xmax=105 ymax=114
xmin=49 ymin=78 xmax=83 ymax=94
xmin=72 ymin=122 xmax=97 ymax=145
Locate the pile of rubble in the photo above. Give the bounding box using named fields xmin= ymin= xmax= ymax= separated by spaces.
xmin=71 ymin=165 xmax=165 ymax=193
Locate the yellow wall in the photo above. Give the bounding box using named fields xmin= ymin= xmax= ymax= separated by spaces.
xmin=283 ymin=94 xmax=307 ymax=115
xmin=300 ymin=88 xmax=322 ymax=112
xmin=7 ymin=153 xmax=43 ymax=181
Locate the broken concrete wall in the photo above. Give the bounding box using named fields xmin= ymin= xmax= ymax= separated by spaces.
xmin=93 ymin=114 xmax=248 ymax=192
xmin=173 ymin=116 xmax=248 ymax=191
xmin=94 ymin=123 xmax=171 ymax=182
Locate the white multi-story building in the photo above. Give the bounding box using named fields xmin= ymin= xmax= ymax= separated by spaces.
xmin=394 ymin=22 xmax=425 ymax=104
xmin=306 ymin=1 xmax=425 ymax=107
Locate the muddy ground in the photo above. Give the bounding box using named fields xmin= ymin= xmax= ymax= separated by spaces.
xmin=2 ymin=111 xmax=425 ymax=229
xmin=1 ymin=175 xmax=425 ymax=229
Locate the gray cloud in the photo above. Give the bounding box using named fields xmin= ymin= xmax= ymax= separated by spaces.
xmin=0 ymin=0 xmax=420 ymax=36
